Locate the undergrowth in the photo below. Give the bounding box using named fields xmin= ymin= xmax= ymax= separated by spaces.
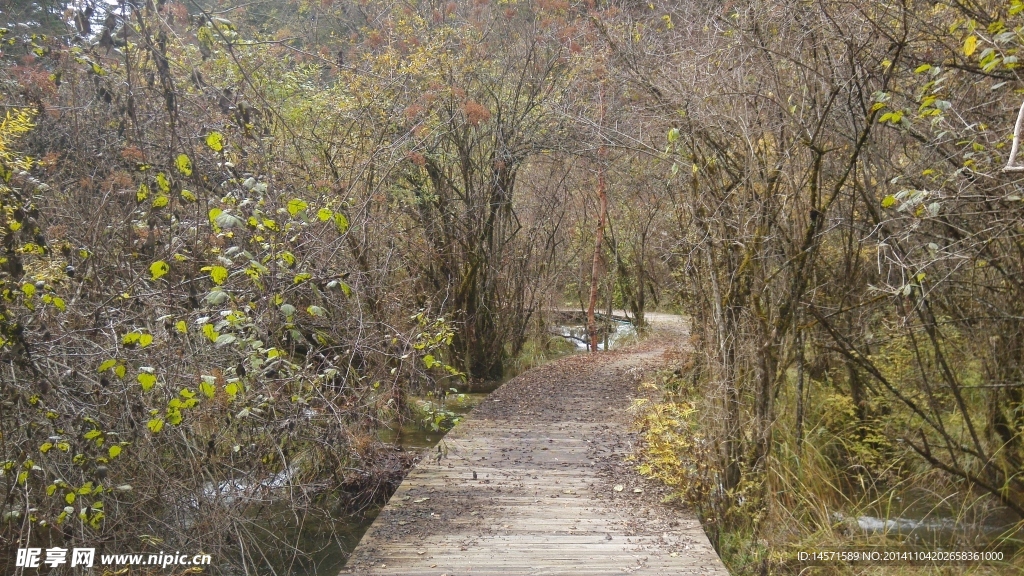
xmin=632 ymin=367 xmax=1024 ymax=575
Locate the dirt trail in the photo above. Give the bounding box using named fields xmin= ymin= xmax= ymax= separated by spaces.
xmin=342 ymin=313 xmax=729 ymax=575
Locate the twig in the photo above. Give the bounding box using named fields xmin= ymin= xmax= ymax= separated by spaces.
xmin=1002 ymin=98 xmax=1024 ymax=172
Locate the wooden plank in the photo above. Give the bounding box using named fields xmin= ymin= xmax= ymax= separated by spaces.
xmin=343 ymin=314 xmax=729 ymax=575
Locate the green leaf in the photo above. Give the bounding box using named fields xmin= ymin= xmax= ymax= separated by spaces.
xmin=225 ymin=382 xmax=239 ymax=399
xmin=138 ymin=373 xmax=157 ymax=391
xmin=287 ymin=198 xmax=308 ymax=216
xmin=152 ymin=194 xmax=169 ymax=208
xmin=137 ymin=183 xmax=149 ymax=202
xmin=98 ymin=359 xmax=117 ymax=373
xmin=175 ymin=154 xmax=193 ymax=176
xmin=166 ymin=409 xmax=183 ymax=426
xmin=139 ymin=333 xmax=154 ymax=347
xmin=22 ymin=283 xmax=36 ymax=298
xmin=206 ymin=289 xmax=229 ymax=305
xmin=881 ymin=195 xmax=897 ymax=208
xmin=209 ymin=265 xmax=229 ymax=285
xmin=147 ymin=418 xmax=164 ymax=433
xmin=317 ymin=208 xmax=333 ymax=221
xmin=156 ymin=172 xmax=171 ymax=193
xmin=181 ymin=189 xmax=197 ymax=202
xmin=40 ymin=442 xmax=53 ymax=454
xmin=424 ymin=354 xmax=437 ymax=369
xmin=914 ymin=64 xmax=932 ymax=74
xmin=175 ymin=320 xmax=187 ymax=334
xmin=199 ymin=381 xmax=215 ymax=398
xmin=205 ymin=131 xmax=225 ymax=152
xmin=108 ymin=445 xmax=122 ymax=459
xmin=65 ymin=492 xmax=76 ymax=505
xmin=150 ymin=261 xmax=170 ymax=281
xmin=334 ymin=212 xmax=349 ymax=233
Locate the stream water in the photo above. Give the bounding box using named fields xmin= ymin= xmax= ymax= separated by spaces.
xmin=256 ymin=394 xmax=491 ymax=575
xmin=847 ymin=489 xmax=1022 ymax=551
xmin=552 ymin=318 xmax=638 ymax=351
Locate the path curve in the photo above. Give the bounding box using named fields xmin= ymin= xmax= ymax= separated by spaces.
xmin=342 ymin=313 xmax=728 ymax=575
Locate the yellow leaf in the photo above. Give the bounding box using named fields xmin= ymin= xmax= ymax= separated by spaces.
xmin=964 ymin=35 xmax=977 ymax=56
xmin=138 ymin=373 xmax=157 ymax=391
xmin=152 ymin=194 xmax=169 ymax=208
xmin=150 ymin=260 xmax=169 ymax=281
xmin=156 ymin=172 xmax=170 ymax=193
xmin=181 ymin=189 xmax=197 ymax=202
xmin=287 ymin=198 xmax=308 ymax=216
xmin=205 ymin=131 xmax=224 ymax=152
xmin=209 ymin=265 xmax=228 ymax=285
xmin=175 ymin=320 xmax=187 ymax=334
xmin=108 ymin=445 xmax=122 ymax=459
xmin=202 ymin=323 xmax=219 ymax=342
xmin=147 ymin=418 xmax=164 ymax=433
xmin=137 ymin=183 xmax=150 ymax=202
xmin=176 ymin=154 xmax=193 ymax=176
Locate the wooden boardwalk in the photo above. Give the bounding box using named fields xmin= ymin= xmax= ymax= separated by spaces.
xmin=343 ymin=315 xmax=729 ymax=575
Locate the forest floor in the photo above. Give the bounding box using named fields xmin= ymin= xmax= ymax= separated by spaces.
xmin=342 ymin=313 xmax=729 ymax=575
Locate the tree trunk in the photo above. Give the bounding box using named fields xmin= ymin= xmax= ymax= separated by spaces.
xmin=587 ymin=88 xmax=607 ymax=352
